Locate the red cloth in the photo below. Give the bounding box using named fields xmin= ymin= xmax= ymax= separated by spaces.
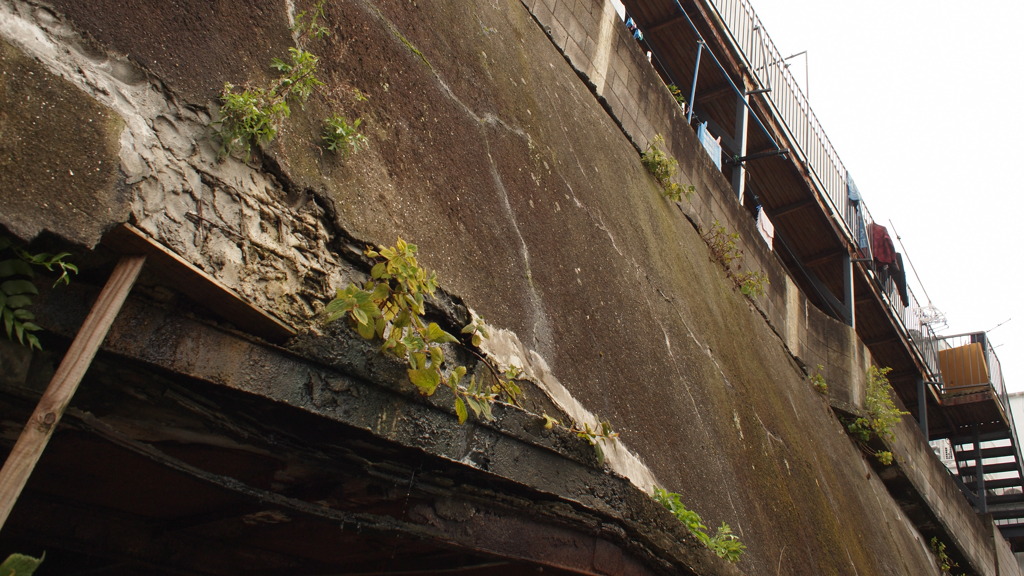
xmin=870 ymin=223 xmax=896 ymax=265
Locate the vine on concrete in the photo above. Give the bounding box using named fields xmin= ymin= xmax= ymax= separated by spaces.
xmin=0 ymin=236 xmax=77 ymax=351
xmin=846 ymin=365 xmax=908 ymax=465
xmin=641 ymin=135 xmax=692 ymax=202
xmin=652 ymin=487 xmax=745 ymax=562
xmin=701 ymin=220 xmax=769 ymax=298
xmin=929 ymin=537 xmax=966 ymax=576
xmin=214 ymin=0 xmax=368 ymax=158
xmin=324 ymin=238 xmax=619 ymax=458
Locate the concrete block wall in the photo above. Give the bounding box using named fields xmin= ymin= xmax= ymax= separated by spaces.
xmin=520 ymin=0 xmax=1022 ymax=574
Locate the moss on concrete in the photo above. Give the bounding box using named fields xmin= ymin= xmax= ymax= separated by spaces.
xmin=0 ymin=40 xmax=125 ymax=246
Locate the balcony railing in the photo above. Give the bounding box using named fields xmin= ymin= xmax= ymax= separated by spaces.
xmin=936 ymin=332 xmax=1008 ymax=406
xmin=703 ymin=0 xmax=852 ymax=244
xmin=698 ymin=0 xmax=948 ymax=380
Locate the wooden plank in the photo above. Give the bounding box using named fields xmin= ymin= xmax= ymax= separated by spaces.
xmin=103 ymin=224 xmax=295 ymax=343
xmin=0 ymin=255 xmax=146 ymax=530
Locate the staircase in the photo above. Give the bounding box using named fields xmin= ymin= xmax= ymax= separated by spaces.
xmin=952 ymin=429 xmax=1024 ymax=546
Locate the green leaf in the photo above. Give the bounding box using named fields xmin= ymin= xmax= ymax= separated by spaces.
xmin=355 ymin=319 xmax=375 ymax=340
xmin=542 ymin=414 xmax=559 ymax=429
xmin=410 ymin=352 xmax=427 ymax=370
xmin=0 ymin=259 xmax=33 ymax=277
xmin=351 ymin=307 xmax=369 ymax=326
xmin=466 ymin=396 xmax=482 ymax=417
xmin=408 ymin=368 xmax=441 ymax=395
xmin=428 ymin=345 xmax=444 ymax=368
xmin=3 ymin=307 xmax=13 ymax=338
xmin=480 ymin=398 xmax=494 ymax=421
xmin=370 ymin=262 xmax=386 ymax=279
xmin=425 ymin=322 xmax=457 ymax=344
xmin=5 ymin=295 xmax=32 ymax=309
xmin=1 ymin=279 xmax=38 ymax=296
xmin=454 ymin=397 xmax=468 ymax=424
xmin=0 ymin=552 xmax=45 ymax=576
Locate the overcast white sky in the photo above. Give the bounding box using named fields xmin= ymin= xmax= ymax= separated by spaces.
xmin=745 ymin=1 xmax=1024 ymax=392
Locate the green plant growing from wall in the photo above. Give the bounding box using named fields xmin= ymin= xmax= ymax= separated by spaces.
xmin=703 ymin=220 xmax=742 ymax=268
xmin=292 ymin=0 xmax=330 ymax=40
xmin=641 ymin=135 xmax=691 ymax=202
xmin=542 ymin=413 xmax=619 ymax=465
xmin=736 ymin=270 xmax=768 ymax=297
xmin=846 ymin=365 xmax=908 ymax=465
xmin=325 ymin=238 xmax=528 ymax=424
xmin=215 ymin=0 xmax=363 ymax=158
xmin=322 ymin=115 xmax=369 ymax=155
xmin=810 ymin=364 xmax=828 ymax=394
xmin=652 ymin=487 xmax=745 ymax=562
xmin=0 ymin=552 xmax=44 ymax=576
xmin=929 ymin=537 xmax=966 ymax=576
xmin=217 ymin=46 xmax=324 ymax=157
xmin=1 ymin=236 xmax=77 ymax=350
xmin=667 ymin=84 xmax=687 ymax=109
xmin=324 ymin=239 xmax=622 ymax=462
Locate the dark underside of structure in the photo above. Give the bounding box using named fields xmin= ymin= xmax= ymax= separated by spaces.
xmin=0 ymin=274 xmax=698 ymax=576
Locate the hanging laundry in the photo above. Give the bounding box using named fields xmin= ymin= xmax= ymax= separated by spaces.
xmin=756 ymin=206 xmax=775 ymax=250
xmin=870 ymin=223 xmax=896 ymax=266
xmin=846 ymin=173 xmax=870 ymax=258
xmin=697 ymin=122 xmax=722 ymax=169
xmin=893 ymin=253 xmax=909 ymax=307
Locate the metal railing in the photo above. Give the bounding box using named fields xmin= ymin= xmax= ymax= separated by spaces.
xmin=704 ymin=0 xmax=853 ymax=244
xmin=936 ymin=332 xmax=1008 ymax=407
xmin=697 ymin=0 xmax=952 ymax=383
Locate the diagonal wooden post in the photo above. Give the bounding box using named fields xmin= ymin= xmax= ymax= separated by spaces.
xmin=0 ymin=254 xmax=145 ymax=531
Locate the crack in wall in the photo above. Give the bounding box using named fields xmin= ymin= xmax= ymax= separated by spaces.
xmin=0 ymin=0 xmax=347 ymax=325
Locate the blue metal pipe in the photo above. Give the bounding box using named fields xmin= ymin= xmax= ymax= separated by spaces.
xmin=687 ymin=42 xmax=703 ymax=125
xmin=669 ymin=0 xmax=781 ymax=151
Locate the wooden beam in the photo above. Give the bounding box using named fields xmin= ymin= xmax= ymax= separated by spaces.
xmin=864 ymin=334 xmax=901 ymax=347
xmin=803 ymin=248 xmax=846 ymax=269
xmin=693 ymin=81 xmax=735 ymax=104
xmin=647 ymin=14 xmax=687 ymax=34
xmin=103 ymin=224 xmax=295 ymax=343
xmin=0 ymin=254 xmax=145 ymax=531
xmin=768 ymin=198 xmax=815 ymax=218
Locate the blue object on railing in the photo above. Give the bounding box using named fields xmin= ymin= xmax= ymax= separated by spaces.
xmin=697 ymin=122 xmax=722 ymax=169
xmin=625 ymin=17 xmax=644 ymax=41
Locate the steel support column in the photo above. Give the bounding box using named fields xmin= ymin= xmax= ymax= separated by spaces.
xmin=687 ymin=41 xmax=704 ymax=125
xmin=975 ymin=425 xmax=987 ymax=513
xmin=732 ymin=91 xmax=749 ymax=204
xmin=842 ymin=251 xmax=854 ymax=328
xmin=917 ymin=378 xmax=928 ymax=437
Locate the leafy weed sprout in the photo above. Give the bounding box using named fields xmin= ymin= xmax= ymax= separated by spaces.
xmin=641 ymin=135 xmax=692 ymax=202
xmin=810 ymin=364 xmax=828 ymax=394
xmin=322 ymin=115 xmax=369 ymax=155
xmin=216 ymin=0 xmax=341 ymax=158
xmin=1 ymin=236 xmax=77 ymax=350
xmin=847 ymin=366 xmax=908 ymax=465
xmin=737 ymin=270 xmax=768 ymax=297
xmin=652 ymin=487 xmax=745 ymax=562
xmin=703 ymin=220 xmax=742 ymax=268
xmin=324 ymin=240 xmax=619 ymax=463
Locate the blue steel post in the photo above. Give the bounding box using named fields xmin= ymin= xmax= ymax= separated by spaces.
xmin=687 ymin=41 xmax=704 ymax=125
